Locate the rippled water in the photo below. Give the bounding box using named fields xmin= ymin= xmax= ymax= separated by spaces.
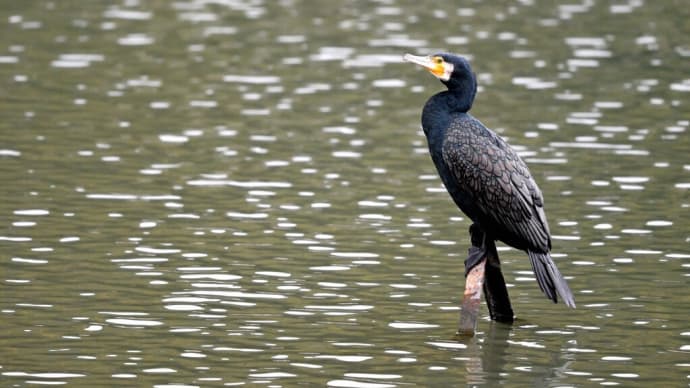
xmin=1 ymin=1 xmax=689 ymax=386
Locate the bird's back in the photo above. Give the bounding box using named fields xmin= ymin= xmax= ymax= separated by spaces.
xmin=436 ymin=113 xmax=552 ymax=253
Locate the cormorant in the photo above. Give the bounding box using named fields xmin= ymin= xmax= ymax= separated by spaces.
xmin=404 ymin=52 xmax=575 ymax=309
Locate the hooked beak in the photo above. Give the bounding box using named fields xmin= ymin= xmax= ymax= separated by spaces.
xmin=403 ymin=53 xmax=446 ymax=79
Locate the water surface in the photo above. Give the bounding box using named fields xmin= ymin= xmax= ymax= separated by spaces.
xmin=1 ymin=1 xmax=689 ymax=386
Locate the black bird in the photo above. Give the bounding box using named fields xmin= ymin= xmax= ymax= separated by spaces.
xmin=404 ymin=52 xmax=575 ymax=308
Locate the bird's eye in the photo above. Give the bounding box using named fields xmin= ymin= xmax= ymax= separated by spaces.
xmin=434 ymin=57 xmax=443 ymax=64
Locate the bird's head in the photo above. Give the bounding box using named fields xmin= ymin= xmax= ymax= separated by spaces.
xmin=404 ymin=52 xmax=477 ymax=110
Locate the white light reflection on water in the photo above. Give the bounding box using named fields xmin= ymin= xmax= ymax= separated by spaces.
xmin=512 ymin=77 xmax=557 ymax=90
xmin=187 ymin=179 xmax=292 ymax=188
xmin=226 ymin=211 xmax=268 ymax=219
xmin=327 ymin=381 xmax=395 ymax=388
xmin=223 ymin=74 xmax=280 ymax=84
xmin=309 ymin=265 xmax=350 ymax=271
xmin=117 ymin=33 xmax=155 ymax=46
xmin=105 ymin=318 xmax=164 ymax=327
xmin=51 ymin=53 xmax=104 ymax=68
xmin=313 ymin=355 xmax=372 ymax=363
xmin=1 ymin=236 xmax=32 ymax=242
xmin=344 ymin=54 xmax=404 ymax=68
xmin=13 ymin=209 xmax=50 ymax=216
xmin=185 ymin=290 xmax=286 ymax=300
xmin=389 ymin=322 xmax=438 ymax=329
xmin=12 ymin=257 xmax=47 ymax=264
xmin=103 ymin=8 xmax=152 ymax=20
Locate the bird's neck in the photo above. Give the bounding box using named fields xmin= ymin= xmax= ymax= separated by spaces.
xmin=420 ymin=93 xmax=450 ymax=160
xmin=422 ymin=90 xmax=475 ymax=162
xmin=421 ymin=90 xmax=473 ymax=134
xmin=443 ymin=86 xmax=475 ymax=113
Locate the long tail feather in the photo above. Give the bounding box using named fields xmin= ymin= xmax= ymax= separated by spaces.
xmin=527 ymin=250 xmax=576 ymax=308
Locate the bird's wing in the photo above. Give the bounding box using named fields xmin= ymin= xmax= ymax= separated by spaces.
xmin=442 ymin=119 xmax=551 ymax=251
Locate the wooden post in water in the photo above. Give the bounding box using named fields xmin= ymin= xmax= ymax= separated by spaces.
xmin=458 ymin=257 xmax=487 ymax=336
xmin=458 ymin=224 xmax=515 ymax=336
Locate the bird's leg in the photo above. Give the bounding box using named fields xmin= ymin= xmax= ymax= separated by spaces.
xmin=458 ymin=224 xmax=514 ymax=335
xmin=483 ymin=238 xmax=514 ymax=323
xmin=464 ymin=223 xmax=486 ymax=275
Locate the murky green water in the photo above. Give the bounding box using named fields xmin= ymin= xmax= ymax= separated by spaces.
xmin=1 ymin=1 xmax=689 ymax=386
